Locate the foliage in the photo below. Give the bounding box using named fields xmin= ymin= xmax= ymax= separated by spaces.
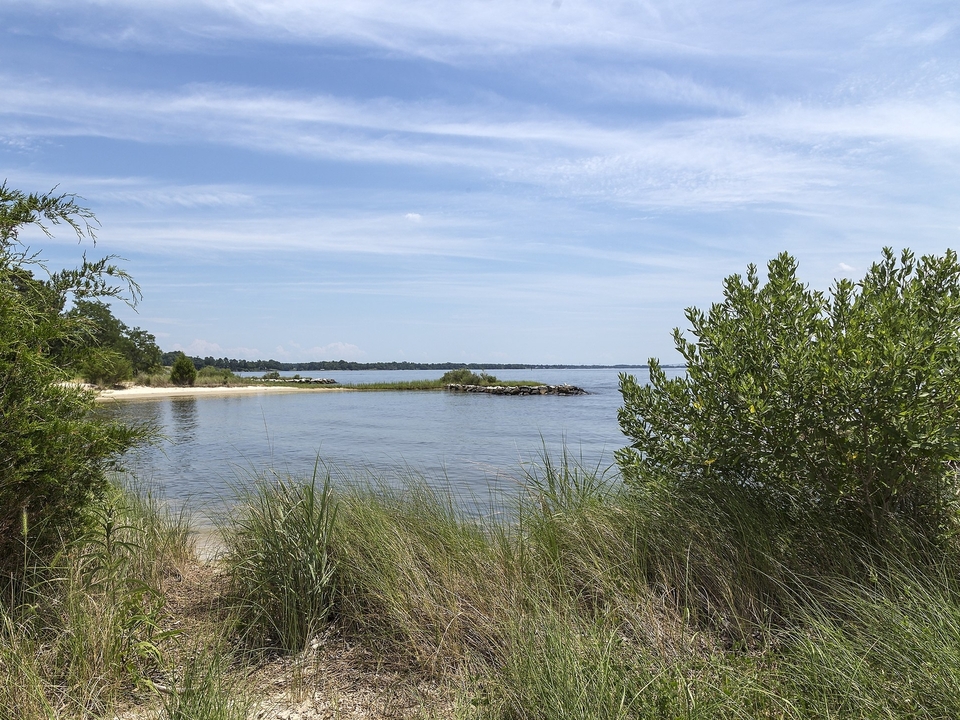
xmin=197 ymin=365 xmax=237 ymax=385
xmin=78 ymin=347 xmax=134 ymax=387
xmin=440 ymin=368 xmax=499 ymax=385
xmin=618 ymin=249 xmax=960 ymax=544
xmin=0 ymin=483 xmax=191 ymax=718
xmin=158 ymin=645 xmax=250 ymax=720
xmin=66 ymin=299 xmax=162 ymax=376
xmin=169 ymin=351 xmax=197 ymax=386
xmin=0 ymin=183 xmax=142 ymax=570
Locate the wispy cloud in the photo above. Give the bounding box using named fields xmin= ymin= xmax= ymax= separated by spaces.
xmin=3 ymin=76 xmax=958 ymax=216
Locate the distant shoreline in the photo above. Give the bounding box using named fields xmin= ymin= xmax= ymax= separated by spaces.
xmin=160 ymin=353 xmax=678 ymax=373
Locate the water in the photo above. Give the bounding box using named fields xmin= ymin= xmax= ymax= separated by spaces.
xmin=106 ymin=367 xmax=680 ymax=521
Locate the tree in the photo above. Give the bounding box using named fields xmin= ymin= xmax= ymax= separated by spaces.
xmin=170 ymin=352 xmax=197 ymax=386
xmin=0 ymin=182 xmax=141 ymax=570
xmin=65 ymin=298 xmax=162 ymax=377
xmin=617 ymin=249 xmax=960 ymax=543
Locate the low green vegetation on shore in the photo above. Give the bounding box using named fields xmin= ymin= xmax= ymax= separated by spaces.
xmin=339 ymin=368 xmax=544 ymax=391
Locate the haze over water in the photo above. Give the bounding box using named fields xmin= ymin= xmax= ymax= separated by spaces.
xmin=107 ymin=367 xmax=684 ymax=522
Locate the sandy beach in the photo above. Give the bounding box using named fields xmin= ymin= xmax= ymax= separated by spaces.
xmin=95 ymin=384 xmax=350 ymax=401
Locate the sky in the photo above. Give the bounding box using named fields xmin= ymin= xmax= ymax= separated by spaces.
xmin=2 ymin=1 xmax=958 ymax=364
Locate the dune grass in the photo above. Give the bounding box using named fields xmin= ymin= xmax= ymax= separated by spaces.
xmin=6 ymin=456 xmax=960 ymax=718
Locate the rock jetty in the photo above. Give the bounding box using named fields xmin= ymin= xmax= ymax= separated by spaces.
xmin=261 ymin=377 xmax=338 ymax=385
xmin=445 ymin=383 xmax=586 ymax=395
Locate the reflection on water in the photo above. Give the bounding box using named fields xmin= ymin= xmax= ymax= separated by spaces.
xmin=106 ymin=367 xmax=681 ymax=525
xmin=169 ymin=397 xmax=198 ymax=444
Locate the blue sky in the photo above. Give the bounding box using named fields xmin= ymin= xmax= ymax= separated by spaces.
xmin=2 ymin=1 xmax=958 ymax=363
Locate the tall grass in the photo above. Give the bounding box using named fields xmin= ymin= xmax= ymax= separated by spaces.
xmin=0 ymin=482 xmax=194 ymax=719
xmin=220 ymin=465 xmax=337 ymax=653
xmin=7 ymin=454 xmax=952 ymax=718
xmin=158 ymin=643 xmax=250 ymax=720
xmin=217 ymin=454 xmax=960 ymax=719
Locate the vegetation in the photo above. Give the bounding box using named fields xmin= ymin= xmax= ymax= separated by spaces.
xmin=0 ymin=183 xmax=142 ymax=570
xmin=340 ymin=370 xmax=543 ymax=391
xmin=169 ymin=352 xmax=197 ymax=386
xmin=7 ymin=246 xmax=960 ymax=718
xmin=66 ymin=299 xmax=162 ymax=384
xmin=619 ymin=249 xmax=960 ymax=550
xmin=160 ymin=355 xmax=644 ymax=372
xmin=0 ymin=481 xmax=192 ymax=719
xmin=439 ymin=368 xmax=497 ymax=384
xmin=221 ymin=467 xmax=337 ymax=653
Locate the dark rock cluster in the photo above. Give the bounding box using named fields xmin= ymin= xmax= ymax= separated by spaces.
xmin=445 ymin=383 xmax=587 ymax=395
xmin=261 ymin=377 xmax=338 ymax=384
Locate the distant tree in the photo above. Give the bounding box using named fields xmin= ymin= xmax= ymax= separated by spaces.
xmin=79 ymin=348 xmax=134 ymax=387
xmin=170 ymin=352 xmax=197 ymax=386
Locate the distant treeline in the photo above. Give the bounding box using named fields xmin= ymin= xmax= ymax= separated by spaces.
xmin=160 ymin=353 xmax=660 ymax=372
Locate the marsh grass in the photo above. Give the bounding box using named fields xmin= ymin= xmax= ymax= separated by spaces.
xmin=158 ymin=642 xmax=251 ymax=720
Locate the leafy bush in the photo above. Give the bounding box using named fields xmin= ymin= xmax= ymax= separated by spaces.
xmin=78 ymin=347 xmax=134 ymax=386
xmin=169 ymin=352 xmax=197 ymax=386
xmin=440 ymin=368 xmax=498 ymax=385
xmin=0 ymin=183 xmax=141 ymax=571
xmin=618 ymin=249 xmax=960 ymax=545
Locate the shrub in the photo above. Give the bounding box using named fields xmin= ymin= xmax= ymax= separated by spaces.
xmin=440 ymin=368 xmax=498 ymax=385
xmin=0 ymin=184 xmax=141 ymax=573
xmin=617 ymin=248 xmax=960 ymax=546
xmin=78 ymin=348 xmax=133 ymax=387
xmin=169 ymin=352 xmax=197 ymax=386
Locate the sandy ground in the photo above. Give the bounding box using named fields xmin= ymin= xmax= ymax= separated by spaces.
xmin=95 ymin=384 xmax=351 ymax=401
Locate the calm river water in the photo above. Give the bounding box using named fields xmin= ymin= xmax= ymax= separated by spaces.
xmin=106 ymin=367 xmax=682 ymax=521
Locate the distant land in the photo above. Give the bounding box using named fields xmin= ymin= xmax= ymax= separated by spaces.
xmin=160 ymin=353 xmax=680 ymax=373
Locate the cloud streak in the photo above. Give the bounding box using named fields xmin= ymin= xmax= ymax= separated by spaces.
xmin=3 ymin=76 xmax=958 ymax=217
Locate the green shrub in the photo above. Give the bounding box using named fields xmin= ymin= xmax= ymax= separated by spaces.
xmin=169 ymin=352 xmax=197 ymax=386
xmin=78 ymin=347 xmax=134 ymax=386
xmin=440 ymin=368 xmax=498 ymax=385
xmin=618 ymin=249 xmax=960 ymax=546
xmin=0 ymin=183 xmax=141 ymax=573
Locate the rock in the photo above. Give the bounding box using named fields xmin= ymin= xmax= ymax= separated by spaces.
xmin=444 ymin=383 xmax=586 ymax=396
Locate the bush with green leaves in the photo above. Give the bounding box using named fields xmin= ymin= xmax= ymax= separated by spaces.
xmin=65 ymin=298 xmax=162 ymax=374
xmin=78 ymin=347 xmax=134 ymax=386
xmin=169 ymin=352 xmax=197 ymax=386
xmin=618 ymin=248 xmax=960 ymax=545
xmin=0 ymin=183 xmax=142 ymax=573
xmin=440 ymin=367 xmax=498 ymax=385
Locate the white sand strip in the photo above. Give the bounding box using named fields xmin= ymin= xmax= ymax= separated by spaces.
xmin=95 ymin=384 xmax=351 ymax=401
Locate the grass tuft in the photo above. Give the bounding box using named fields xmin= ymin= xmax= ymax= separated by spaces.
xmin=220 ymin=463 xmax=337 ymax=653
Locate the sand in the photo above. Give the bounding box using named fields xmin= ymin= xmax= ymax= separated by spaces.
xmin=95 ymin=384 xmax=350 ymax=401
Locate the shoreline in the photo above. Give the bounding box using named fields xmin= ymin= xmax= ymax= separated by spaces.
xmin=95 ymin=384 xmax=352 ymax=401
